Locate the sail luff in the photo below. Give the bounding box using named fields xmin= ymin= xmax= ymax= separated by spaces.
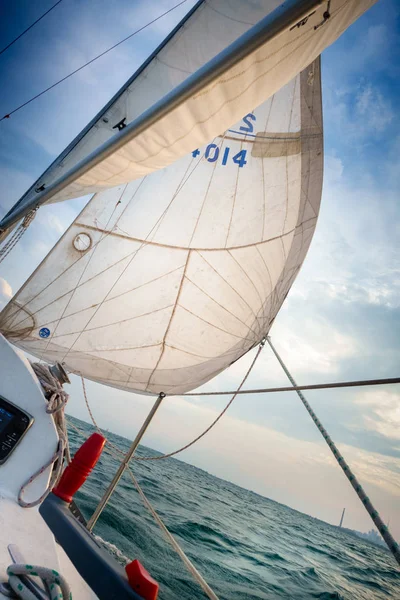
xmin=0 ymin=0 xmax=375 ymax=233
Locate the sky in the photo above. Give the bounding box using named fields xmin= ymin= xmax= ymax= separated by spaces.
xmin=0 ymin=0 xmax=399 ymax=542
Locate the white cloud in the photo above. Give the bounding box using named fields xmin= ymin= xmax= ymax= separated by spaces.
xmin=0 ymin=278 xmax=12 ymax=297
xmin=29 ymin=239 xmax=54 ymax=259
xmin=323 ymin=280 xmax=399 ymax=309
xmin=347 ymin=24 xmax=389 ymax=73
xmin=0 ymin=277 xmax=13 ymax=302
xmin=0 ymin=277 xmax=12 ymax=310
xmin=269 ymin=318 xmax=358 ymax=376
xmin=324 ymin=154 xmax=344 ymax=186
xmin=355 ymin=84 xmax=394 ymax=132
xmin=292 ymin=150 xmax=400 ymax=312
xmin=355 ymin=390 xmax=400 ymax=440
xmin=322 ymin=22 xmax=393 ymax=90
xmin=341 ymin=443 xmax=400 ymax=497
xmin=36 ymin=211 xmax=66 ymax=236
xmin=364 ymin=23 xmax=388 ymax=49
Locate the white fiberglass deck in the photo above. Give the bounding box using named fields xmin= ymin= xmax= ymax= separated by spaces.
xmin=0 ymin=335 xmax=96 ymax=599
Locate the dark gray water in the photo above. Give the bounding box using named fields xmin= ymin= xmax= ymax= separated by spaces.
xmin=68 ymin=417 xmax=399 ymax=599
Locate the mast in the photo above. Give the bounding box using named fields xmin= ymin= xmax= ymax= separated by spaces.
xmin=0 ymin=0 xmax=333 ymax=233
xmin=266 ymin=337 xmax=400 ymax=567
xmin=339 ymin=507 xmax=345 ymax=528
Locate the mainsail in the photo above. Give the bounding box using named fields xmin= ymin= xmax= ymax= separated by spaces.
xmin=1 ymin=0 xmax=375 ymax=229
xmin=0 ymin=57 xmax=323 ymax=394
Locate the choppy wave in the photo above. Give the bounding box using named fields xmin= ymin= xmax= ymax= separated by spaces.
xmin=68 ymin=417 xmax=400 ymax=599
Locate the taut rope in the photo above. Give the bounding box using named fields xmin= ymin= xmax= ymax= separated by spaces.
xmin=80 ymin=339 xmax=266 ymax=463
xmin=266 ymin=337 xmax=400 ymax=567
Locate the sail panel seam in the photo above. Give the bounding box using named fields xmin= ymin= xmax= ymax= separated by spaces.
xmin=196 ymin=251 xmax=258 ymax=319
xmin=184 ymin=274 xmax=261 ymax=338
xmin=6 ymin=217 xmax=310 ymax=335
xmin=227 ymin=249 xmax=264 ymax=307
xmin=206 ymin=3 xmax=259 ymax=26
xmin=145 ymin=249 xmax=191 ymax=390
xmin=178 ymin=304 xmax=253 ymax=341
xmin=188 ymin=137 xmax=221 ymax=246
xmin=50 ymin=304 xmax=175 ymax=338
xmin=37 ymin=193 xmax=126 ymax=361
xmin=74 ymin=220 xmax=305 ymax=251
xmin=282 ymin=74 xmax=297 ymax=235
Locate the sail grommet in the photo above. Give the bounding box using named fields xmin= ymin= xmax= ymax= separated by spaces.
xmin=73 ymin=232 xmax=92 ymax=253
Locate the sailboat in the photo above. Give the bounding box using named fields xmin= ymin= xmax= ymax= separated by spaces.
xmin=0 ymin=0 xmax=396 ymax=598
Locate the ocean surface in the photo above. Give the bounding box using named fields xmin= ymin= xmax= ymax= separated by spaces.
xmin=68 ymin=417 xmax=399 ymax=600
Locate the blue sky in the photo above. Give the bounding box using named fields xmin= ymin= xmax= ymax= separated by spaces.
xmin=0 ymin=0 xmax=399 ymax=540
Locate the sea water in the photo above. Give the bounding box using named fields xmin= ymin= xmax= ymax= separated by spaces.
xmin=68 ymin=417 xmax=399 ymax=599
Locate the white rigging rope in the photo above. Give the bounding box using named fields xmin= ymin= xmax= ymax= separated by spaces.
xmin=17 ymin=363 xmax=70 ymax=508
xmin=266 ymin=337 xmax=400 ymax=568
xmin=31 ymin=363 xmax=69 ymax=414
xmin=128 ymin=468 xmax=220 ymax=600
xmin=0 ymin=364 xmax=73 ymax=597
xmin=0 ymin=210 xmax=37 ymax=264
xmin=5 ymin=564 xmax=71 ymax=600
xmin=80 ymin=339 xmax=265 ymax=462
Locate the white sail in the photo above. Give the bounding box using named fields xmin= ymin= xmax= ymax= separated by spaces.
xmin=6 ymin=0 xmax=374 ymax=215
xmin=11 ymin=0 xmax=284 ymax=213
xmin=0 ymin=59 xmax=323 ymax=395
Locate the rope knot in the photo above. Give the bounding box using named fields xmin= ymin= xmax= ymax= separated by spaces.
xmin=18 ymin=363 xmax=70 ymax=508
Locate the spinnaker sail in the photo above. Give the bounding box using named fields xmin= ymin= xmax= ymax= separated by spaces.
xmin=0 ymin=58 xmax=323 ymax=394
xmin=0 ymin=0 xmax=375 ymax=230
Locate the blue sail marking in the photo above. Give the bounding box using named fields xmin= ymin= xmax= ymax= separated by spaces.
xmin=239 ymin=113 xmax=256 ymax=133
xmin=191 ymin=145 xmax=248 ymax=167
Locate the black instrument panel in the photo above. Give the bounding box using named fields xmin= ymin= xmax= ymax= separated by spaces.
xmin=0 ymin=395 xmax=34 ymax=465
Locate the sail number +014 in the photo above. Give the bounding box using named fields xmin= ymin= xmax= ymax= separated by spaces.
xmin=192 ymin=145 xmax=247 ymax=167
xmin=191 ymin=113 xmax=256 ymax=168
